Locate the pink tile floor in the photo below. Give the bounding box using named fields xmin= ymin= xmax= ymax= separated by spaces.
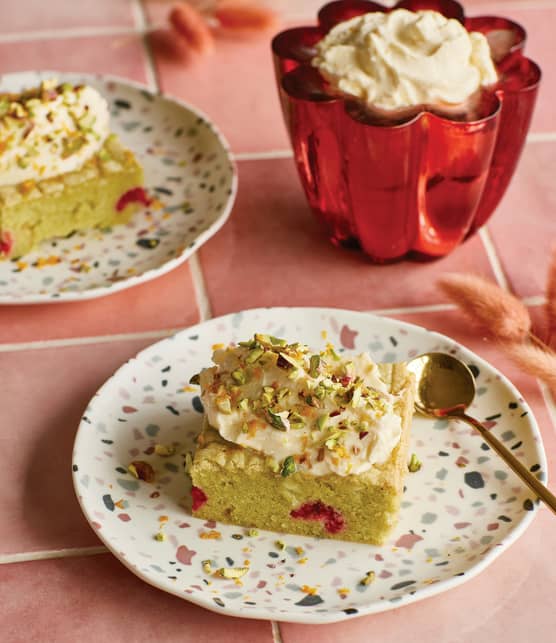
xmin=1 ymin=1 xmax=555 ymax=641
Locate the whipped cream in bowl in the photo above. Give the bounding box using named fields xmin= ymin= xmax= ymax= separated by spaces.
xmin=312 ymin=8 xmax=498 ymax=119
xmin=0 ymin=79 xmax=110 ymax=187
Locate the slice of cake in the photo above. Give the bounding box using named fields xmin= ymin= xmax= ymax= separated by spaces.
xmin=190 ymin=334 xmax=415 ymax=545
xmin=0 ymin=80 xmax=146 ymax=259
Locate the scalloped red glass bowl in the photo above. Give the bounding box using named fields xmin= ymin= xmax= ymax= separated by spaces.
xmin=272 ymin=0 xmax=541 ymax=262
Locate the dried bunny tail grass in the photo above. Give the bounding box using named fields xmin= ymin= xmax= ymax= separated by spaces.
xmin=545 ymin=245 xmax=556 ymax=343
xmin=437 ymin=273 xmax=531 ymax=342
xmin=214 ymin=1 xmax=278 ymax=33
xmin=169 ymin=2 xmax=214 ymax=54
xmin=502 ymin=342 xmax=556 ymax=392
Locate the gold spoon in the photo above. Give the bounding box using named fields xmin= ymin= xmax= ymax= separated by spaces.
xmin=407 ymin=352 xmax=556 ymax=514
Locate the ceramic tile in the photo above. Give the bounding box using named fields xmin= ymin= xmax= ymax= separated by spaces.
xmin=282 ymin=306 xmax=556 ymax=643
xmin=0 ymin=0 xmax=136 ymax=34
xmin=487 ymin=140 xmax=556 ymax=299
xmin=0 ymin=262 xmax=200 ymax=343
xmin=198 ymin=159 xmax=496 ymax=315
xmin=0 ymin=338 xmax=159 ymax=555
xmin=0 ymin=553 xmax=274 ymax=643
xmin=0 ymin=34 xmax=148 ymax=82
xmin=150 ymin=24 xmax=290 ymax=154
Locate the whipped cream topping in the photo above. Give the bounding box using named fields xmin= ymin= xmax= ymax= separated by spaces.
xmin=0 ymin=80 xmax=110 ymax=187
xmin=198 ymin=334 xmax=405 ymax=476
xmin=312 ymin=9 xmax=498 ymax=110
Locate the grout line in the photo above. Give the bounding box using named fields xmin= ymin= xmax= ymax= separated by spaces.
xmin=136 ymin=0 xmax=212 ymax=323
xmin=188 ymin=253 xmax=212 ymax=321
xmin=0 ymin=546 xmax=108 ymax=565
xmin=370 ymin=303 xmax=456 ymax=316
xmin=479 ymin=227 xmax=510 ymax=290
xmin=271 ymin=621 xmax=284 ymax=643
xmin=135 ymin=0 xmax=159 ymax=93
xmin=0 ymin=329 xmax=175 ymax=353
xmin=522 ymin=295 xmax=546 ymax=307
xmin=527 ymin=132 xmax=556 ymax=144
xmin=232 ymin=149 xmax=293 ymax=162
xmin=0 ymin=25 xmax=139 ymax=43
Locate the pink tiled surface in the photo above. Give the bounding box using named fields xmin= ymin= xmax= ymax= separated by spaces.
xmin=0 ymin=34 xmax=148 ymax=81
xmin=2 ymin=0 xmax=556 ymax=641
xmin=0 ymin=262 xmax=200 ymax=343
xmin=150 ymin=26 xmax=290 ymax=153
xmin=0 ymin=554 xmax=274 ymax=643
xmin=199 ymin=159 xmax=497 ymax=314
xmin=0 ymin=0 xmax=136 ymax=34
xmin=0 ymin=338 xmax=158 ymax=555
xmin=487 ymin=140 xmax=556 ymax=299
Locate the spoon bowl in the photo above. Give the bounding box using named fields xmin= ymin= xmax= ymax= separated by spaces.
xmin=407 ymin=352 xmax=556 ymax=514
xmin=407 ymin=352 xmax=476 ymax=416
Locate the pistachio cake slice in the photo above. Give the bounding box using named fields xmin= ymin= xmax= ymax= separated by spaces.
xmin=189 ymin=334 xmax=415 ymax=545
xmin=0 ymin=80 xmax=146 ymax=259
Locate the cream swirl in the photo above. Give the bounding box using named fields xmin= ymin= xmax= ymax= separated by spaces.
xmin=0 ymin=80 xmax=110 ymax=187
xmin=198 ymin=334 xmax=405 ymax=476
xmin=312 ymin=9 xmax=498 ymax=110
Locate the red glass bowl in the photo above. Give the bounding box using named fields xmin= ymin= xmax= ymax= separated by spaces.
xmin=272 ymin=0 xmax=541 ymax=262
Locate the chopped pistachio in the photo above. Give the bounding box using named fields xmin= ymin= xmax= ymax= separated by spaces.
xmin=231 ymin=369 xmax=246 ymax=384
xmin=280 ymin=455 xmax=296 ymax=477
xmin=309 ymin=354 xmax=321 ymax=378
xmin=263 ymin=386 xmax=275 ymax=395
xmin=189 ymin=373 xmax=200 ymax=385
xmin=215 ymin=396 xmax=232 ymax=414
xmin=313 ymin=385 xmax=326 ymax=400
xmin=351 ymin=386 xmax=362 ymax=408
xmin=247 ymin=528 xmax=259 ymax=537
xmin=316 ymin=413 xmax=329 ymax=431
xmin=246 ymin=347 xmax=264 ymax=364
xmin=360 ymin=571 xmax=376 ymax=586
xmin=408 ymin=453 xmax=422 ymax=473
xmin=275 ymin=540 xmax=286 ymax=550
xmin=238 ymin=339 xmax=258 ymax=349
xmin=154 ymin=532 xmax=166 ymax=542
xmin=241 ymin=422 xmax=249 ymax=434
xmin=154 ymin=443 xmax=175 ymax=457
xmin=254 ymin=333 xmax=271 ymax=345
xmin=261 ymin=391 xmax=273 ymax=407
xmin=215 ymin=567 xmax=249 ymax=579
xmin=287 ymin=368 xmax=300 ymax=380
xmin=269 ymin=335 xmax=287 ymax=346
xmin=238 ymin=398 xmax=250 ymax=412
xmin=277 ymin=387 xmax=289 ymax=401
xmin=202 ymin=560 xmax=212 ymax=574
xmin=184 ymin=451 xmax=193 ymax=474
xmin=288 ymin=412 xmax=305 ymax=429
xmin=267 ymin=409 xmax=289 ymax=431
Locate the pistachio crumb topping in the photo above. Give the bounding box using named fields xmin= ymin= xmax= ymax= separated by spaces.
xmin=408 ymin=453 xmax=422 ymax=473
xmin=360 ymin=570 xmax=376 ymax=586
xmin=199 ymin=333 xmax=406 ymax=476
xmin=215 ymin=567 xmax=249 ymax=579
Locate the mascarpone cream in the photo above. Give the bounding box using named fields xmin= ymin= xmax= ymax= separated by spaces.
xmin=0 ymin=80 xmax=110 ymax=187
xmin=312 ymin=9 xmax=498 ymax=110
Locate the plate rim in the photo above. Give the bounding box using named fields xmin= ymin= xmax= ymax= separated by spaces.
xmin=0 ymin=70 xmax=238 ymax=305
xmin=72 ymin=306 xmax=547 ymax=623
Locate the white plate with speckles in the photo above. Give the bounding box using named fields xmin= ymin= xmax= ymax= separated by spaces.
xmin=72 ymin=307 xmax=547 ymax=623
xmin=0 ymin=71 xmax=237 ymax=303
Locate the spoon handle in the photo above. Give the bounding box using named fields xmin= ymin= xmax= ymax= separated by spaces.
xmin=458 ymin=412 xmax=556 ymax=515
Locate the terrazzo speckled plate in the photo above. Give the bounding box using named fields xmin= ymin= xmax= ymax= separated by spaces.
xmin=0 ymin=71 xmax=236 ymax=304
xmin=73 ymin=308 xmax=547 ymax=623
